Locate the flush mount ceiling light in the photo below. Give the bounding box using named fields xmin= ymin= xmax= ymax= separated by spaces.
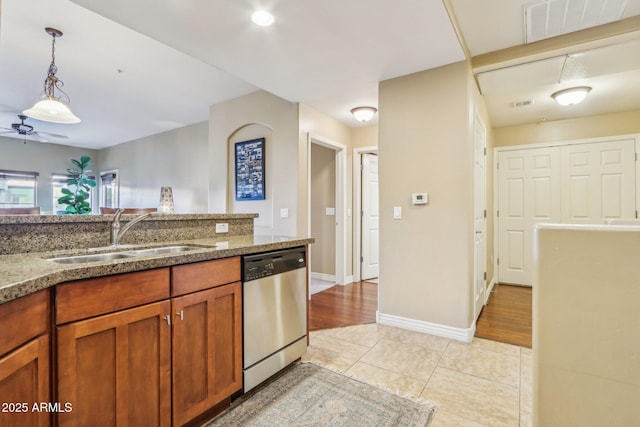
xmin=23 ymin=27 xmax=80 ymax=124
xmin=551 ymin=86 xmax=592 ymax=106
xmin=251 ymin=10 xmax=275 ymax=26
xmin=351 ymin=106 xmax=377 ymax=122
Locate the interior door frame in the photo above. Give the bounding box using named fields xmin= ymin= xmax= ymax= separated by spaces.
xmin=473 ymin=108 xmax=487 ymax=321
xmin=307 ymin=133 xmax=347 ymax=285
xmin=493 ymin=133 xmax=640 ymax=286
xmin=353 ymin=146 xmax=379 ymax=282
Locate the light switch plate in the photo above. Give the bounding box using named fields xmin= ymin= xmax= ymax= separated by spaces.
xmin=215 ymin=223 xmax=229 ymax=233
xmin=325 ymin=207 xmax=335 ymax=216
xmin=393 ymin=206 xmax=402 ymax=219
xmin=280 ymin=208 xmax=289 ymax=218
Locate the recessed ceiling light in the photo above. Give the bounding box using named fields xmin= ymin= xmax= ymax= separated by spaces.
xmin=252 ymin=10 xmax=274 ymax=27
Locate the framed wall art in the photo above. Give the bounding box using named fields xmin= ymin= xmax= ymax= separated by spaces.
xmin=235 ymin=137 xmax=265 ymax=201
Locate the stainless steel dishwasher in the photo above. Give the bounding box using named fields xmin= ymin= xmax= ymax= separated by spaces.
xmin=242 ymin=246 xmax=307 ymax=392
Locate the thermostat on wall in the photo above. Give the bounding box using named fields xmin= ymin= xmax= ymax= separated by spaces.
xmin=412 ymin=193 xmax=428 ymax=205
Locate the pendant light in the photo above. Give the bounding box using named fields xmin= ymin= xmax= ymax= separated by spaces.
xmin=23 ymin=27 xmax=80 ymax=124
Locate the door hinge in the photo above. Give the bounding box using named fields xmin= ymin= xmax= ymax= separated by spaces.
xmin=496 ymin=162 xmax=499 ymax=170
xmin=636 ymin=210 xmax=638 ymax=218
xmin=483 ymin=272 xmax=487 ymax=281
xmin=496 ymin=210 xmax=499 ymax=218
xmin=497 ymin=258 xmax=499 ymax=265
xmin=484 ymin=147 xmax=487 ymax=155
xmin=360 ymin=256 xmax=364 ymax=262
xmin=484 ymin=209 xmax=487 ymax=218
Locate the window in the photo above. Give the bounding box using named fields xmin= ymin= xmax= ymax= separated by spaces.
xmin=100 ymin=170 xmax=119 ymax=209
xmin=0 ymin=170 xmax=38 ymax=208
xmin=52 ymin=173 xmax=95 ymax=214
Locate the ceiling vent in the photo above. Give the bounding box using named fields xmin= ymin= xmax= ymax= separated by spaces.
xmin=512 ymin=100 xmax=535 ymax=108
xmin=525 ymin=0 xmax=629 ymax=43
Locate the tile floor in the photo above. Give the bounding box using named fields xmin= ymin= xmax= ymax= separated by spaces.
xmin=301 ymin=323 xmax=532 ymax=427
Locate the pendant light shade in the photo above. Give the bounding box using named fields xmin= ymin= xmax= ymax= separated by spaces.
xmin=351 ymin=106 xmax=377 ymax=122
xmin=23 ymin=28 xmax=80 ymax=124
xmin=23 ymin=98 xmax=80 ymax=124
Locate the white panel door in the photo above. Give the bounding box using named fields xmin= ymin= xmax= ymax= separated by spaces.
xmin=498 ymin=147 xmax=561 ymax=285
xmin=561 ymin=140 xmax=636 ymax=223
xmin=361 ymin=153 xmax=379 ymax=280
xmin=473 ymin=112 xmax=487 ymax=320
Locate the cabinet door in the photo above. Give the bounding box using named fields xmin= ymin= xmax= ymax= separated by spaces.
xmin=172 ymin=282 xmax=242 ymax=426
xmin=0 ymin=335 xmax=50 ymax=427
xmin=57 ymin=301 xmax=171 ymax=427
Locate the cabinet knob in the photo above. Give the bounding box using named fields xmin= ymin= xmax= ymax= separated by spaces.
xmin=164 ymin=315 xmax=171 ymax=325
xmin=176 ymin=310 xmax=184 ymax=321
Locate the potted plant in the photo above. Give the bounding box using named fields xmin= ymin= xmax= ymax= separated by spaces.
xmin=57 ymin=156 xmax=97 ymax=214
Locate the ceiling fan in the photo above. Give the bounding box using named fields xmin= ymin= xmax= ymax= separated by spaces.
xmin=0 ymin=114 xmax=69 ymax=143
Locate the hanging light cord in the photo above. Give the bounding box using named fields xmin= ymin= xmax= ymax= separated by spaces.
xmin=43 ymin=32 xmax=70 ymax=104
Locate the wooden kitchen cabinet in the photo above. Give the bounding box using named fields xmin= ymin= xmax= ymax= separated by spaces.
xmin=0 ymin=289 xmax=51 ymax=427
xmin=55 ymin=268 xmax=171 ymax=427
xmin=51 ymin=257 xmax=242 ymax=427
xmin=171 ymin=281 xmax=242 ymax=427
xmin=57 ymin=300 xmax=172 ymax=427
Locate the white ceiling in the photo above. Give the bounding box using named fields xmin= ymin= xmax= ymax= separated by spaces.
xmin=1 ymin=0 xmax=639 ymax=148
xmin=451 ymin=0 xmax=640 ymax=127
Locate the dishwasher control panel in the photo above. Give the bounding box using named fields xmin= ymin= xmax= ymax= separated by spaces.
xmin=243 ymin=246 xmax=306 ymax=282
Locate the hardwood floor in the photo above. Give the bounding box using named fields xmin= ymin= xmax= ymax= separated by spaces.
xmin=309 ymin=281 xmax=532 ymax=349
xmin=475 ymin=283 xmax=532 ymax=348
xmin=308 ymin=281 xmax=378 ymax=331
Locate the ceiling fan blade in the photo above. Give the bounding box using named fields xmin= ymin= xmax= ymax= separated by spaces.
xmin=30 ymin=134 xmax=49 ymax=143
xmin=35 ymin=131 xmax=68 ymax=139
xmin=0 ymin=127 xmax=17 ymax=132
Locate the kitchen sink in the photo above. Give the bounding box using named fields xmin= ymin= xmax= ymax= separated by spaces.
xmin=48 ymin=252 xmax=133 ymax=264
xmin=124 ymin=246 xmax=203 ymax=256
xmin=47 ymin=245 xmax=205 ymax=264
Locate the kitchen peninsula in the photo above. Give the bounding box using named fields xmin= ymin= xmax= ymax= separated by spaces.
xmin=0 ymin=213 xmax=313 ymax=427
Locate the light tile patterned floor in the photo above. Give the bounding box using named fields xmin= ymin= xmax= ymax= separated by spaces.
xmin=301 ymin=323 xmax=532 ymax=427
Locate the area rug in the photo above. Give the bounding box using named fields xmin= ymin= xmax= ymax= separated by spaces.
xmin=204 ymin=363 xmax=435 ymax=426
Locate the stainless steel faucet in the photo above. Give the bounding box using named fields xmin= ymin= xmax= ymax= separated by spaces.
xmin=110 ymin=209 xmax=156 ymax=246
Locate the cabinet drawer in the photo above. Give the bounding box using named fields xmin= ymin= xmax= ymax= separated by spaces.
xmin=172 ymin=257 xmax=240 ymax=297
xmin=0 ymin=289 xmax=50 ymax=357
xmin=56 ymin=268 xmax=170 ymax=324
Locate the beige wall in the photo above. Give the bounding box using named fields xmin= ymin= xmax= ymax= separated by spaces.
xmin=99 ymin=122 xmax=209 ymax=213
xmin=494 ymin=109 xmax=640 ymax=147
xmin=352 ymin=125 xmax=378 ymax=149
xmin=310 ymin=144 xmax=336 ymax=275
xmin=378 ymin=61 xmax=475 ymax=330
xmin=0 ymin=136 xmax=99 ymax=213
xmin=534 ymin=225 xmax=640 ymax=426
xmin=210 ymin=90 xmax=299 ymax=236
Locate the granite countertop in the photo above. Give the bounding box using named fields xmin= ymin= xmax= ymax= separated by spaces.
xmin=0 ymin=213 xmax=258 ymax=225
xmin=0 ymin=234 xmax=313 ymax=304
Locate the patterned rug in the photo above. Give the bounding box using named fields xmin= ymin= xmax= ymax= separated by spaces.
xmin=205 ymin=363 xmax=435 ymax=426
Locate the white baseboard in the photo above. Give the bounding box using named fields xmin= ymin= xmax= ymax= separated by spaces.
xmin=377 ymin=312 xmax=475 ymax=343
xmin=345 ymin=275 xmax=354 ymax=285
xmin=310 ymin=272 xmax=336 ymax=282
xmin=485 ymin=277 xmax=497 ymax=305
